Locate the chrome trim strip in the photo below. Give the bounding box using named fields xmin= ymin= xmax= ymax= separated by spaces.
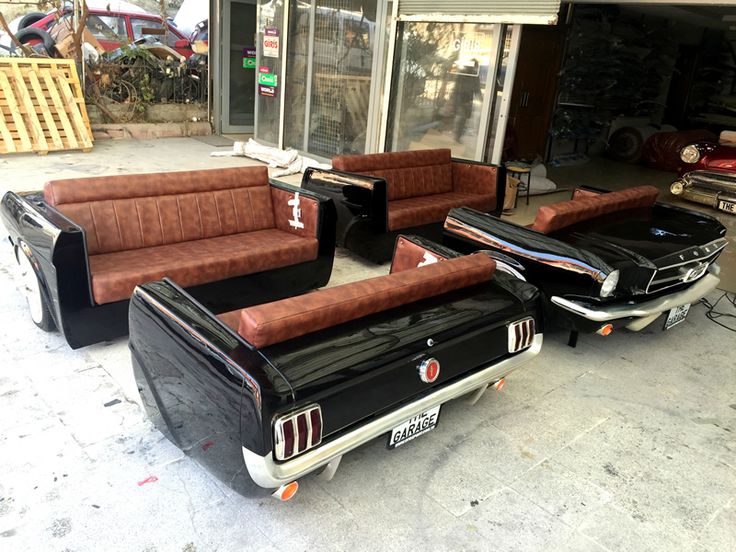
xmin=445 ymin=217 xmax=609 ymax=283
xmin=242 ymin=333 xmax=543 ymax=488
xmin=551 ymin=272 xmax=720 ymax=323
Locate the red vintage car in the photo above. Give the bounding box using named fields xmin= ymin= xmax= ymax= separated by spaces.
xmin=14 ymin=8 xmax=194 ymax=58
xmin=670 ymin=131 xmax=736 ymax=215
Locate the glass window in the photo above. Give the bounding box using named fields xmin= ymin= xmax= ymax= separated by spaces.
xmin=131 ymin=18 xmax=164 ymax=39
xmin=131 ymin=18 xmax=182 ymax=49
xmin=283 ymin=0 xmax=378 ymax=157
xmin=387 ymin=22 xmax=495 ymax=160
xmin=87 ymin=15 xmax=126 ymax=41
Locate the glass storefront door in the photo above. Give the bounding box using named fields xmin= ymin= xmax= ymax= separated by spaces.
xmin=283 ymin=0 xmax=379 ymax=157
xmin=386 ymin=22 xmax=499 ymax=160
xmin=223 ymin=0 xmax=257 ymax=132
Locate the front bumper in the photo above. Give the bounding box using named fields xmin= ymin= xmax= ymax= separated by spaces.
xmin=242 ymin=333 xmax=543 ymax=489
xmin=671 ymin=170 xmax=736 ymax=211
xmin=550 ymin=271 xmax=720 ymax=330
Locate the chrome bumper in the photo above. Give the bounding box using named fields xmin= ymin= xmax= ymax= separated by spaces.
xmin=242 ymin=333 xmax=543 ymax=489
xmin=551 ymin=271 xmax=720 ymax=329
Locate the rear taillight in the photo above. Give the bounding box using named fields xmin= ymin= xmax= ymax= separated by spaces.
xmin=508 ymin=317 xmax=535 ymax=353
xmin=273 ymin=405 xmax=323 ymax=461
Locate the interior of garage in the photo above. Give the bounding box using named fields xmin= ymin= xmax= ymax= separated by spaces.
xmin=503 ymin=2 xmax=736 ymax=291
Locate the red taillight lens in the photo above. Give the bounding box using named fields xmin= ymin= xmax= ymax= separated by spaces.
xmin=508 ymin=317 xmax=535 ymax=353
xmin=274 ymin=405 xmax=323 ymax=461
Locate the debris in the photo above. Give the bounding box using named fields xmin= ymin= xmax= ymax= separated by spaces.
xmin=103 ymin=399 xmax=121 ymax=407
xmin=137 ymin=475 xmax=158 ymax=487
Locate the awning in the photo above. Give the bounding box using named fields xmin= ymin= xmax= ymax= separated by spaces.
xmin=397 ymin=0 xmax=561 ymax=24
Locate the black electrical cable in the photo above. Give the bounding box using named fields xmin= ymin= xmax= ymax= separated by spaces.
xmin=700 ymin=292 xmax=736 ymax=333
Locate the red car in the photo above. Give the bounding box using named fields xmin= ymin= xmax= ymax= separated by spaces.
xmin=671 ymin=132 xmax=736 ymax=215
xmin=15 ymin=8 xmax=194 ymax=58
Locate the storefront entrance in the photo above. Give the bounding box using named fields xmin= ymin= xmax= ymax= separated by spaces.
xmin=222 ymin=0 xmax=257 ymax=133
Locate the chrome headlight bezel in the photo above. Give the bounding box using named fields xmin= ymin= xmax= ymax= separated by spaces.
xmin=670 ymin=180 xmax=686 ymax=195
xmin=600 ymin=270 xmax=619 ymax=298
xmin=680 ymin=145 xmax=701 ymax=164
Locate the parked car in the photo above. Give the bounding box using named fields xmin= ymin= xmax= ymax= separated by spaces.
xmin=443 ymin=185 xmax=727 ymax=345
xmin=13 ymin=7 xmax=194 ymax=58
xmin=129 ymin=236 xmax=543 ymax=498
xmin=670 ymin=133 xmax=736 ymax=215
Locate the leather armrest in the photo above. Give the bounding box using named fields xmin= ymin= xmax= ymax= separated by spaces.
xmin=390 ymin=235 xmax=461 ymax=274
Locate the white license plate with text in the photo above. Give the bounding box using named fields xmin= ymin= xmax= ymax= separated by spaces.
xmin=388 ymin=405 xmax=441 ymax=449
xmin=664 ymin=303 xmax=690 ymax=330
xmin=718 ymin=200 xmax=736 ymax=213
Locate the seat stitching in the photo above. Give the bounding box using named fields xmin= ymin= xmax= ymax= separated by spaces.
xmin=134 ymin=200 xmax=145 ymax=247
xmin=212 ymin=191 xmax=223 ymax=235
xmin=230 ymin=190 xmax=240 ymax=232
xmin=155 ymin=199 xmax=165 ymax=244
xmin=175 ymin=195 xmax=184 ymax=241
xmin=111 ymin=201 xmax=123 ymax=250
xmin=194 ymin=193 xmax=204 ymax=239
xmin=88 ymin=204 xmax=101 ymax=253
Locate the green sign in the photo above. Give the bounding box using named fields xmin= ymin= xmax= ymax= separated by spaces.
xmin=243 ymin=58 xmax=256 ymax=69
xmin=258 ymin=72 xmax=277 ymax=86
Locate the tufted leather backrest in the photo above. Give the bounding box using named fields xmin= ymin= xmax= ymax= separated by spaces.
xmin=332 ymin=149 xmax=453 ymax=201
xmin=44 ymin=167 xmax=274 ymax=255
xmin=532 ymin=185 xmax=659 ymax=234
xmin=236 ymin=253 xmax=496 ymax=348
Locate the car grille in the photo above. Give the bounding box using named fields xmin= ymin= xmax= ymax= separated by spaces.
xmin=646 ymin=239 xmax=726 ymax=294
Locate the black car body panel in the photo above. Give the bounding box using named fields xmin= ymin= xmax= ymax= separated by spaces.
xmin=129 ymin=251 xmax=542 ymax=496
xmin=444 ymin=202 xmax=727 ymax=334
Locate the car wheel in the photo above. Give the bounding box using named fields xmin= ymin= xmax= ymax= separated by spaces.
xmin=12 ymin=27 xmax=56 ymax=56
xmin=18 ymin=12 xmax=47 ymax=30
xmin=16 ymin=246 xmax=55 ymax=331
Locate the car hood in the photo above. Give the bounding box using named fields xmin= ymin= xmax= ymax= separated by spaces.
xmin=555 ymin=204 xmax=726 ymax=269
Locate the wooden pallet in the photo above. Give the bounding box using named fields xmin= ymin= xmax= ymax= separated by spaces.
xmin=0 ymin=58 xmax=93 ymax=155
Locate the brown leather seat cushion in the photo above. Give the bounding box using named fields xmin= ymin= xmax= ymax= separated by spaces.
xmin=45 ymin=167 xmax=274 ymax=255
xmin=531 ymin=185 xmax=659 ymax=234
xmin=388 ymin=192 xmax=495 ymax=231
xmin=333 ymin=149 xmax=453 ymax=201
xmin=89 ymin=229 xmax=317 ymax=304
xmin=234 ymin=254 xmax=496 ymax=348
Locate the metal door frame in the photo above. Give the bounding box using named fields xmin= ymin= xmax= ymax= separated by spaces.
xmin=221 ymin=0 xmax=257 ymax=134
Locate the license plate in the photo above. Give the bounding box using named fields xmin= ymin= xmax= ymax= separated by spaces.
xmin=388 ymin=405 xmax=441 ymax=449
xmin=664 ymin=303 xmax=690 ymax=330
xmin=718 ymin=200 xmax=736 ymax=213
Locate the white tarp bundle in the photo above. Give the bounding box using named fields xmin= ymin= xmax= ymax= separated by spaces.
xmin=211 ymin=138 xmax=331 ymax=177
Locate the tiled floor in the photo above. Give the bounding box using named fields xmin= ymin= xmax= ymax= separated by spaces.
xmin=0 ymin=139 xmax=734 ymax=551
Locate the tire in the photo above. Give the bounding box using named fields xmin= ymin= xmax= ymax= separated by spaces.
xmin=607 ymin=127 xmax=644 ymax=163
xmin=18 ymin=12 xmax=46 ymax=30
xmin=16 ymin=246 xmax=55 ymax=332
xmin=12 ymin=27 xmax=56 ymax=56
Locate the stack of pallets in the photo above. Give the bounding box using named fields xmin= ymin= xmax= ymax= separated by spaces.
xmin=0 ymin=58 xmax=93 ymax=155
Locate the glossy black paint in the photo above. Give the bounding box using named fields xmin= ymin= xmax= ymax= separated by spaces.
xmin=0 ymin=182 xmax=337 ymax=349
xmin=301 ymin=162 xmax=506 ymax=264
xmin=444 ymin=203 xmax=727 ymax=333
xmin=129 ymin=263 xmax=541 ymax=494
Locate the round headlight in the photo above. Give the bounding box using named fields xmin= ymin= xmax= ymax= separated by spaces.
xmin=670 ymin=180 xmax=685 ymax=195
xmin=680 ymin=145 xmax=701 ymax=164
xmin=600 ymin=270 xmax=619 ymax=298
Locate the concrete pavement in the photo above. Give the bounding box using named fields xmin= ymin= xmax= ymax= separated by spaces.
xmin=0 ymin=138 xmax=734 ymax=551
